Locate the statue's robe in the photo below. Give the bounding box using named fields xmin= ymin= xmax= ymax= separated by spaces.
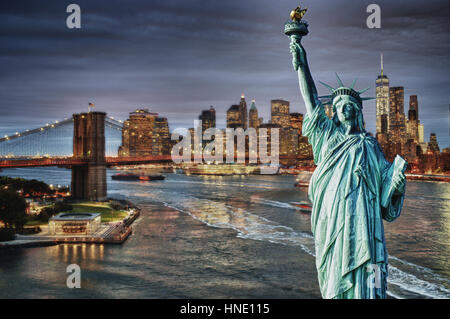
xmin=303 ymin=105 xmax=405 ymax=299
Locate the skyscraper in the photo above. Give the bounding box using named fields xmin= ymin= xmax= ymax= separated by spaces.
xmin=199 ymin=106 xmax=216 ymax=133
xmin=153 ymin=117 xmax=170 ymax=156
xmin=289 ymin=113 xmax=303 ymax=136
xmin=425 ymin=133 xmax=441 ymax=172
xmin=118 ymin=108 xmax=170 ymax=156
xmin=227 ymin=95 xmax=248 ymax=129
xmin=428 ymin=133 xmax=440 ymax=153
xmin=418 ymin=123 xmax=424 ymax=143
xmin=239 ymin=94 xmax=248 ymax=129
xmin=376 ymin=53 xmax=390 ymax=134
xmin=226 ymin=104 xmax=241 ymax=128
xmin=289 ymin=112 xmax=312 ymax=158
xmin=407 ymin=95 xmax=419 ymax=142
xmin=271 ymin=99 xmax=290 ymax=128
xmin=389 ymin=87 xmax=407 ymax=146
xmin=249 ymin=99 xmax=259 ymax=129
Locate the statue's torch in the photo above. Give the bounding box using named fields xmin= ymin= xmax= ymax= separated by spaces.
xmin=284 ymin=6 xmax=309 ymax=70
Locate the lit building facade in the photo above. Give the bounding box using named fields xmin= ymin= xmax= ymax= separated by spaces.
xmin=388 ymin=86 xmax=407 ymax=160
xmin=118 ymin=109 xmax=170 ymax=156
xmin=226 ymin=104 xmax=241 ymax=128
xmin=280 ymin=128 xmax=298 ymax=156
xmin=424 ymin=133 xmax=441 ymax=172
xmin=153 ymin=117 xmax=170 ymax=156
xmin=290 ymin=113 xmax=303 ymax=136
xmin=49 ymin=213 xmax=101 ymax=235
xmin=199 ymin=106 xmax=216 ymax=133
xmin=406 ymin=95 xmax=419 ymax=142
xmin=271 ymin=99 xmax=290 ymax=128
xmin=226 ymin=94 xmax=249 ymax=129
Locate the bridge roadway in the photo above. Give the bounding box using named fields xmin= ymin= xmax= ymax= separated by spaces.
xmin=0 ymin=154 xmax=312 ymax=169
xmin=0 ymin=155 xmax=172 ymax=168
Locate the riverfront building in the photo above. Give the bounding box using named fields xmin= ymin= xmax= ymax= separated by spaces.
xmin=49 ymin=213 xmax=101 ymax=235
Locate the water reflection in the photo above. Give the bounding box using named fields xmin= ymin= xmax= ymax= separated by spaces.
xmin=51 ymin=244 xmax=105 ymax=264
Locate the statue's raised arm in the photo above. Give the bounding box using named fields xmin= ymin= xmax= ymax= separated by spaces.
xmin=290 ymin=37 xmax=320 ymax=114
xmin=285 ymin=7 xmax=320 ymax=114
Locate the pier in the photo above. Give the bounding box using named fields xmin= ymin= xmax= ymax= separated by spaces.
xmin=0 ymin=207 xmax=140 ymax=248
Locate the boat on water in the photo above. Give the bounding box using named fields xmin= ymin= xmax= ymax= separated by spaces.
xmin=111 ymin=173 xmax=165 ymax=181
xmin=290 ymin=201 xmax=312 ymax=213
xmin=294 ymin=171 xmax=313 ymax=187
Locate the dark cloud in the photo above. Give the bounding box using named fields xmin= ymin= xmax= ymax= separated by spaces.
xmin=0 ymin=0 xmax=449 ymax=148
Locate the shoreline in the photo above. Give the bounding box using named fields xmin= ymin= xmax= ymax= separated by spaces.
xmin=404 ymin=174 xmax=450 ymax=183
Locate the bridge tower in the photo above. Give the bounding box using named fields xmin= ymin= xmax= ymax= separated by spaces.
xmin=71 ymin=112 xmax=107 ymax=201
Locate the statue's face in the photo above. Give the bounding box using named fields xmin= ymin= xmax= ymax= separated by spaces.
xmin=334 ymin=95 xmax=358 ymax=124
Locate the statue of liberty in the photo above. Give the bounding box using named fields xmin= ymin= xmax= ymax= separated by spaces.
xmin=285 ymin=6 xmax=407 ymax=299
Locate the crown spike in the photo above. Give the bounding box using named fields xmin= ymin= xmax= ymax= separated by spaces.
xmin=319 ymin=81 xmax=335 ymax=92
xmin=358 ymin=87 xmax=370 ymax=94
xmin=350 ymin=78 xmax=357 ymax=89
xmin=335 ymin=73 xmax=344 ymax=87
xmin=361 ymin=97 xmax=376 ymax=101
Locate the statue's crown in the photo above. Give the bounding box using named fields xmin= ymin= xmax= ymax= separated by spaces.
xmin=333 ymin=87 xmax=363 ymax=104
xmin=318 ymin=74 xmax=375 ymax=107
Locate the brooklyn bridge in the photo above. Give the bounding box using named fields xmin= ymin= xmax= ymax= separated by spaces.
xmin=0 ymin=111 xmax=311 ymax=201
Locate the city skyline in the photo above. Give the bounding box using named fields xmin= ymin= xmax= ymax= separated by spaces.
xmin=0 ymin=0 xmax=449 ymax=148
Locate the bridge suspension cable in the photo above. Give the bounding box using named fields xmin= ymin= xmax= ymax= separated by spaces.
xmin=105 ymin=116 xmax=124 ymax=131
xmin=0 ymin=118 xmax=73 ymax=143
xmin=0 ymin=116 xmax=123 ymax=158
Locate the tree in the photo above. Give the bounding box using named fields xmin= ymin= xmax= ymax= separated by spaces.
xmin=0 ymin=188 xmax=27 ymax=230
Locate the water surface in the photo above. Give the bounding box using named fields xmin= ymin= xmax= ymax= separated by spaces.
xmin=0 ymin=167 xmax=449 ymax=299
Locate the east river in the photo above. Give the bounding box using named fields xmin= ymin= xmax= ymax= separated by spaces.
xmin=0 ymin=167 xmax=449 ymax=298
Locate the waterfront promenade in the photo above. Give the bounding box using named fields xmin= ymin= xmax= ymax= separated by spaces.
xmin=0 ymin=209 xmax=140 ymax=248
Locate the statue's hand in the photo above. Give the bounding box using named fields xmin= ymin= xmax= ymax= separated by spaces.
xmin=289 ymin=38 xmax=306 ymax=71
xmin=392 ymin=172 xmax=406 ymax=195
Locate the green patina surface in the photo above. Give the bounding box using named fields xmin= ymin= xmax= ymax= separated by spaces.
xmin=285 ymin=12 xmax=406 ymax=299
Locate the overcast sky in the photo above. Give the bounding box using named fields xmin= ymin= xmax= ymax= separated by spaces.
xmin=1 ymin=0 xmax=449 ymax=148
